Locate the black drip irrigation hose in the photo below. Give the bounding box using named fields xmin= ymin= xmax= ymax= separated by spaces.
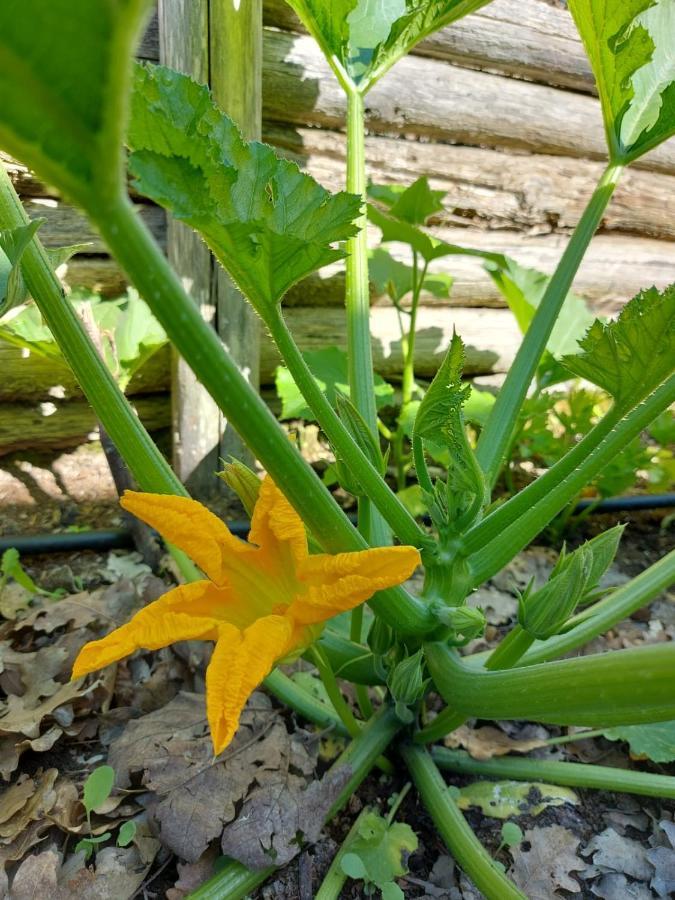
xmin=0 ymin=494 xmax=673 ymax=556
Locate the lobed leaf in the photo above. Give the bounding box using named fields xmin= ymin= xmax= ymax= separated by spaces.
xmin=0 ymin=0 xmax=152 ymax=208
xmin=569 ymin=0 xmax=675 ymax=162
xmin=562 ymin=284 xmax=675 ymax=413
xmin=286 ymin=0 xmax=494 ymax=91
xmin=368 ymin=176 xmax=446 ymax=226
xmin=413 ymin=332 xmax=471 ymax=443
xmin=128 ymin=64 xmax=361 ymax=312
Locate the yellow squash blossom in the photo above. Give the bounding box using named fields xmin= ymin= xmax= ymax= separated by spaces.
xmin=72 ymin=476 xmax=420 ymax=754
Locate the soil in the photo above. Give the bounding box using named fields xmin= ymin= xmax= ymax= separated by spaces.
xmin=1 ymin=443 xmax=674 ymax=899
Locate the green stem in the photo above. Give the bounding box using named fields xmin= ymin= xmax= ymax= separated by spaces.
xmin=425 ymin=641 xmax=675 ymax=728
xmin=263 ymin=669 xmax=344 ymax=733
xmin=311 ymin=646 xmax=362 ymax=739
xmin=402 ymin=254 xmax=426 ymax=407
xmin=189 ymin=706 xmax=401 ymax=900
xmin=484 ymin=626 xmax=534 ymax=670
xmin=401 ymin=744 xmax=525 ymax=900
xmin=466 ymin=377 xmax=675 ymax=584
xmin=475 ymin=162 xmax=623 ymax=487
xmin=317 ymin=631 xmax=381 ymax=684
xmin=431 ymin=746 xmax=675 ymax=800
xmin=266 ymin=307 xmax=429 ymax=550
xmin=95 ymin=194 xmax=434 ymax=636
xmin=414 ymin=707 xmax=466 ymax=745
xmin=315 ymin=806 xmax=371 ymax=900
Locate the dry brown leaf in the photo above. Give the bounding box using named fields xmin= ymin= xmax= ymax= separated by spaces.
xmin=0 ymin=778 xmax=35 ymax=826
xmin=582 ymin=828 xmax=652 ymax=881
xmin=509 ymin=825 xmax=585 ymax=898
xmin=0 ymin=642 xmax=68 ymax=705
xmin=108 ymin=690 xmax=326 ymax=865
xmin=0 ymin=726 xmax=63 ymax=781
xmin=166 ymin=847 xmax=219 ymax=900
xmin=0 ymin=678 xmax=89 ymax=739
xmin=0 ymin=583 xmax=32 ymax=622
xmin=11 ymin=581 xmax=140 ymax=636
xmin=9 ymin=846 xmax=60 ymax=899
xmin=443 ymin=724 xmax=548 ymax=760
xmin=0 ymin=768 xmax=58 ymax=843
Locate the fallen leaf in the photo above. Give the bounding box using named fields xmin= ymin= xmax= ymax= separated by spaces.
xmin=509 ymin=825 xmax=584 ymax=898
xmin=444 ymin=724 xmax=548 ymax=760
xmin=648 ymin=820 xmax=675 ymax=898
xmin=603 ymin=721 xmax=675 ymax=763
xmin=102 ymin=552 xmax=151 ymax=583
xmin=0 ymin=768 xmax=58 ymax=843
xmin=0 ymin=678 xmax=89 ymax=739
xmin=457 ymin=781 xmax=577 ymax=819
xmin=0 ymin=583 xmax=32 ymax=621
xmin=0 ymin=777 xmax=35 ymax=825
xmin=590 ymin=872 xmax=653 ymax=900
xmin=9 ymin=846 xmax=60 ymax=899
xmin=166 ymin=848 xmax=219 ymax=900
xmin=582 ymin=828 xmax=652 ymax=881
xmin=467 ymin=587 xmax=517 ymax=626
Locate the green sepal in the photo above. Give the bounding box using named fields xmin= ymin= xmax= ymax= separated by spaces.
xmin=334 ymin=391 xmax=386 ymax=497
xmin=387 ymin=648 xmax=429 ymax=708
xmin=217 ymin=459 xmax=261 ymax=517
xmin=0 ymin=220 xmax=43 ymax=317
xmin=518 ymin=549 xmax=590 ymax=640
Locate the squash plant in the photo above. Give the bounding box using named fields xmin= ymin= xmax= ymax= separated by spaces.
xmin=0 ymin=1 xmax=673 ymax=897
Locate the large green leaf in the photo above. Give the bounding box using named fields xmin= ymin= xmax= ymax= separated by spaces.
xmin=569 ymin=0 xmax=675 ymax=162
xmin=0 ymin=0 xmax=152 ymax=208
xmin=604 ymin=720 xmax=675 ymax=763
xmin=562 ymin=284 xmax=675 ymax=413
xmin=128 ymin=64 xmax=361 ymax=313
xmin=369 ymin=248 xmax=452 ymax=302
xmin=368 ymin=176 xmax=446 ymax=226
xmin=275 ymin=346 xmax=394 ymax=419
xmin=284 ymin=0 xmax=493 ymax=91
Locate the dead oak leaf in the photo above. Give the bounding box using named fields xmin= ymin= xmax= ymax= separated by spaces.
xmin=444 ymin=724 xmax=548 ymax=760
xmin=509 ymin=825 xmax=585 ymax=898
xmin=0 ymin=727 xmax=62 ymax=781
xmin=0 ymin=768 xmax=58 ymax=844
xmin=582 ymin=828 xmax=652 ymax=881
xmin=0 ymin=678 xmax=89 ymax=739
xmin=108 ymin=690 xmax=322 ymax=864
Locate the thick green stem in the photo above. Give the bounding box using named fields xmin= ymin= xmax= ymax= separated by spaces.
xmin=401 ymin=253 xmax=425 ymax=407
xmin=263 ymin=669 xmax=344 ymax=733
xmin=415 ymin=707 xmax=466 ymax=745
xmin=402 ymin=744 xmax=525 ymax=900
xmin=95 ymin=194 xmax=434 ymax=635
xmin=431 ymin=747 xmax=675 ymax=799
xmin=315 ymin=806 xmax=371 ymax=900
xmin=310 ymin=646 xmax=362 ymax=739
xmin=484 ymin=626 xmax=534 ymax=670
xmin=466 ymin=377 xmax=675 ymax=584
xmin=189 ymin=706 xmax=401 ymax=900
xmin=266 ymin=308 xmax=429 ymax=549
xmin=425 ymin=641 xmax=675 ymax=728
xmin=475 ymin=163 xmax=623 ymax=486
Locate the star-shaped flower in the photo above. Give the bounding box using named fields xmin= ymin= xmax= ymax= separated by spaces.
xmin=72 ymin=476 xmax=420 ymax=753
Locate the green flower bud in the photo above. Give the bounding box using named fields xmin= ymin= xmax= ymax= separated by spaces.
xmin=216 ymin=459 xmax=260 ymax=517
xmin=519 ymin=550 xmax=590 ymax=639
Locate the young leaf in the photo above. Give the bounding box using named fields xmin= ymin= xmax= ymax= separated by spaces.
xmin=484 ymin=256 xmax=596 ymax=360
xmin=340 ymin=810 xmax=418 ymax=891
xmin=369 ymin=177 xmax=445 ymax=226
xmin=75 ymin=833 xmax=112 ymax=861
xmin=569 ymin=0 xmax=675 ymax=162
xmin=128 ymin=64 xmax=361 ymax=314
xmin=413 ymin=332 xmax=470 ymax=443
xmin=369 ymin=247 xmax=452 ymax=302
xmin=82 ymin=765 xmax=115 ymax=817
xmin=287 ymin=0 xmax=494 ymax=90
xmin=562 ymin=284 xmax=675 ymax=413
xmin=0 ymin=0 xmax=153 ymax=208
xmin=275 ymin=346 xmax=394 ymax=419
xmin=116 ymin=820 xmax=137 ymax=848
xmin=0 ymin=221 xmax=43 ymax=317
xmin=113 ymin=288 xmax=167 ymax=390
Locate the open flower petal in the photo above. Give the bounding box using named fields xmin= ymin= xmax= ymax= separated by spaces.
xmin=207 ymin=615 xmax=294 ymax=755
xmin=248 ymin=475 xmax=307 ymax=565
xmin=121 ymin=491 xmax=254 ymax=585
xmin=291 ymin=545 xmax=421 ymax=625
xmin=72 ymin=581 xmax=222 ymax=678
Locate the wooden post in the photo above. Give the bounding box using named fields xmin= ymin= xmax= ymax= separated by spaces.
xmin=210 ymin=0 xmax=262 ymax=469
xmin=158 ymin=0 xmax=261 ymax=496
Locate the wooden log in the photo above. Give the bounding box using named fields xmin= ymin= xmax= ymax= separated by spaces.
xmin=282 ymin=225 xmax=675 ymax=315
xmin=0 ymin=396 xmax=170 ymax=456
xmin=159 ymin=0 xmax=221 ymax=495
xmin=263 ymin=0 xmax=594 ymax=95
xmin=0 ymin=343 xmax=170 ymax=402
xmin=266 ymin=125 xmax=675 ymax=242
xmin=261 ymin=30 xmax=675 ymax=174
xmin=260 ymin=306 xmax=522 ymax=382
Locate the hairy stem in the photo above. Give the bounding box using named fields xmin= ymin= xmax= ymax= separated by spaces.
xmin=475 ymin=162 xmax=623 ymax=486
xmin=402 ymin=744 xmax=526 ymax=900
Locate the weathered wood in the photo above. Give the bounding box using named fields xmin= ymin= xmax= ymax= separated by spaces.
xmin=267 ymin=125 xmax=675 ymax=242
xmin=282 ymin=225 xmax=675 ymax=314
xmin=210 ymin=0 xmax=262 ymax=472
xmin=0 ymin=343 xmax=170 ymax=402
xmin=0 ymin=396 xmax=170 ymax=456
xmin=263 ymin=0 xmax=594 ymax=94
xmin=159 ymin=0 xmax=221 ymax=494
xmin=262 ymin=31 xmax=675 ymax=174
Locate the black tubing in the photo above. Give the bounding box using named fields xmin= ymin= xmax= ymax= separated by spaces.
xmin=1 ymin=496 xmax=672 ymax=557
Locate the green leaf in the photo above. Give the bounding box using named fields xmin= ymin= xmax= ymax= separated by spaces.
xmin=0 ymin=0 xmax=152 ymax=208
xmin=116 ymin=820 xmax=137 ymax=848
xmin=128 ymin=64 xmax=360 ymax=313
xmin=75 ymin=833 xmax=112 ymax=861
xmin=603 ymin=720 xmax=675 ymax=763
xmin=275 ymin=346 xmax=394 ymax=419
xmin=413 ymin=332 xmax=470 ymax=442
xmin=569 ymin=0 xmax=675 ymax=162
xmin=381 ymin=883 xmax=405 ymax=900
xmin=1 ymin=548 xmax=40 ymax=594
xmin=369 ymin=248 xmax=452 ymax=302
xmin=457 ymin=781 xmax=577 ymax=819
xmin=485 ymin=255 xmax=596 ymax=360
xmin=500 ymin=822 xmax=524 ymax=848
xmin=562 ymin=284 xmax=675 ymax=413
xmin=112 ymin=288 xmax=167 ymax=390
xmin=341 ymin=810 xmax=418 ymax=889
xmin=0 ymin=221 xmax=43 ymax=317
xmin=369 ymin=177 xmax=445 ymax=226
xmin=82 ymin=765 xmax=115 ymax=816
xmin=284 ymin=0 xmax=492 ymax=90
